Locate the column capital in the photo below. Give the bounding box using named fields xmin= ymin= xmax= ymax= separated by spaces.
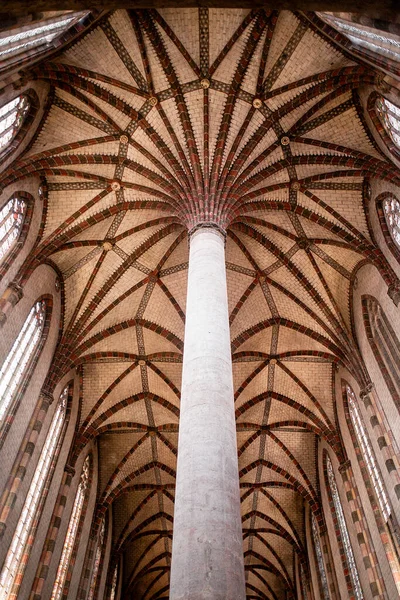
xmin=388 ymin=282 xmax=400 ymax=306
xmin=188 ymin=221 xmax=226 ymax=243
xmin=338 ymin=459 xmax=352 ymax=474
xmin=360 ymin=382 xmax=374 ymax=399
xmin=64 ymin=464 xmax=76 ymax=476
xmin=7 ymin=281 xmax=24 ymax=307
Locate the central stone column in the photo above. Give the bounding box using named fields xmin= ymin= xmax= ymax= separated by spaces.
xmin=170 ymin=225 xmax=246 ymax=600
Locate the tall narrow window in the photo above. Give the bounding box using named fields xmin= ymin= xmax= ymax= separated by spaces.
xmin=0 ymin=96 xmax=29 ymax=151
xmin=347 ymin=386 xmax=391 ymax=520
xmin=362 ymin=295 xmax=400 ymax=409
xmin=0 ymin=13 xmax=88 ymax=68
xmin=318 ymin=14 xmax=400 ymax=61
xmin=311 ymin=514 xmax=330 ymax=600
xmin=0 ymin=300 xmax=46 ymax=425
xmin=326 ymin=456 xmax=364 ymax=600
xmin=0 ymin=196 xmax=26 ymax=263
xmin=383 ymin=196 xmax=400 ymax=250
xmin=87 ymin=519 xmax=105 ymax=600
xmin=0 ymin=387 xmax=68 ymax=599
xmin=51 ymin=455 xmax=91 ymax=600
xmin=377 ymin=98 xmax=400 ymax=149
xmin=109 ymin=564 xmax=118 ymax=600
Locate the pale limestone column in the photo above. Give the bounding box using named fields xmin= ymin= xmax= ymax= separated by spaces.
xmin=170 ymin=225 xmax=246 ymax=600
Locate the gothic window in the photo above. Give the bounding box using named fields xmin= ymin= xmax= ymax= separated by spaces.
xmin=109 ymin=564 xmax=118 ymax=600
xmin=326 ymin=455 xmax=364 ymax=600
xmin=346 ymin=385 xmax=391 ymax=521
xmin=377 ymin=98 xmax=400 ymax=150
xmin=87 ymin=519 xmax=106 ymax=600
xmin=0 ymin=96 xmax=29 ymax=151
xmin=0 ymin=14 xmax=87 ymax=67
xmin=51 ymin=455 xmax=91 ymax=600
xmin=311 ymin=514 xmax=330 ymax=600
xmin=318 ymin=14 xmax=400 ymax=61
xmin=0 ymin=196 xmax=27 ymax=263
xmin=0 ymin=387 xmax=68 ymax=598
xmin=0 ymin=300 xmax=46 ymax=425
xmin=362 ymin=295 xmax=400 ymax=408
xmin=383 ymin=196 xmax=400 ymax=250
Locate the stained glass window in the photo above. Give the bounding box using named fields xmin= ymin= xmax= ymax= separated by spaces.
xmin=87 ymin=520 xmax=105 ymax=600
xmin=51 ymin=455 xmax=91 ymax=600
xmin=109 ymin=564 xmax=118 ymax=600
xmin=0 ymin=196 xmax=26 ymax=263
xmin=0 ymin=300 xmax=46 ymax=425
xmin=383 ymin=196 xmax=400 ymax=249
xmin=0 ymin=96 xmax=29 ymax=151
xmin=311 ymin=514 xmax=330 ymax=600
xmin=318 ymin=14 xmax=400 ymax=61
xmin=0 ymin=388 xmax=68 ymax=599
xmin=347 ymin=386 xmax=391 ymax=521
xmin=326 ymin=456 xmax=364 ymax=600
xmin=377 ymin=98 xmax=400 ymax=149
xmin=0 ymin=13 xmax=88 ymax=66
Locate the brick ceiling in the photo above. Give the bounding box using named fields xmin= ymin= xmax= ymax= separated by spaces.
xmin=3 ymin=8 xmax=400 ymax=599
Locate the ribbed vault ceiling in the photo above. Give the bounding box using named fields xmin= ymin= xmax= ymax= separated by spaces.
xmin=3 ymin=8 xmax=400 ymax=599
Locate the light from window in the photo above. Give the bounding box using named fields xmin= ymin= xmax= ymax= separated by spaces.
xmin=110 ymin=564 xmax=118 ymax=600
xmin=311 ymin=514 xmax=330 ymax=600
xmin=383 ymin=196 xmax=400 ymax=249
xmin=326 ymin=456 xmax=364 ymax=600
xmin=0 ymin=96 xmax=29 ymax=151
xmin=0 ymin=387 xmax=67 ymax=599
xmin=87 ymin=520 xmax=105 ymax=600
xmin=377 ymin=98 xmax=400 ymax=149
xmin=51 ymin=455 xmax=90 ymax=600
xmin=0 ymin=300 xmax=46 ymax=424
xmin=318 ymin=14 xmax=400 ymax=61
xmin=347 ymin=386 xmax=391 ymax=521
xmin=0 ymin=196 xmax=26 ymax=262
xmin=0 ymin=14 xmax=89 ymax=63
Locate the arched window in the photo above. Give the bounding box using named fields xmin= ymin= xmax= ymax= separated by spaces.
xmin=0 ymin=195 xmax=27 ymax=263
xmin=362 ymin=295 xmax=400 ymax=410
xmin=346 ymin=385 xmax=390 ymax=520
xmin=0 ymin=13 xmax=88 ymax=69
xmin=51 ymin=454 xmax=91 ymax=600
xmin=87 ymin=519 xmax=106 ymax=600
xmin=318 ymin=14 xmax=400 ymax=62
xmin=0 ymin=96 xmax=29 ymax=151
xmin=377 ymin=98 xmax=400 ymax=150
xmin=0 ymin=387 xmax=68 ymax=598
xmin=0 ymin=300 xmax=46 ymax=425
xmin=326 ymin=455 xmax=363 ymax=600
xmin=383 ymin=196 xmax=400 ymax=250
xmin=109 ymin=564 xmax=118 ymax=600
xmin=311 ymin=514 xmax=330 ymax=600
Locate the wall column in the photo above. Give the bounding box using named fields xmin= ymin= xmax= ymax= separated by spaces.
xmin=170 ymin=225 xmax=246 ymax=600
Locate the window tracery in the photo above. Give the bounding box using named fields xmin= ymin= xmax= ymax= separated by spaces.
xmin=318 ymin=14 xmax=400 ymax=61
xmin=377 ymin=98 xmax=400 ymax=149
xmin=51 ymin=455 xmax=91 ymax=600
xmin=0 ymin=13 xmax=88 ymax=67
xmin=311 ymin=514 xmax=330 ymax=600
xmin=383 ymin=196 xmax=400 ymax=249
xmin=326 ymin=456 xmax=363 ymax=600
xmin=0 ymin=387 xmax=68 ymax=599
xmin=0 ymin=96 xmax=29 ymax=151
xmin=0 ymin=300 xmax=46 ymax=425
xmin=0 ymin=196 xmax=26 ymax=263
xmin=346 ymin=386 xmax=391 ymax=521
xmin=87 ymin=519 xmax=106 ymax=600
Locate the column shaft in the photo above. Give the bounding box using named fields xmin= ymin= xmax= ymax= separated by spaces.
xmin=170 ymin=227 xmax=245 ymax=600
